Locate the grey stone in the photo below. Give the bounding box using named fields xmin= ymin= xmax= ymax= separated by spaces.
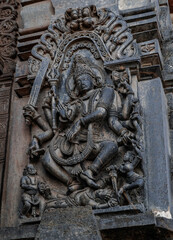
xmin=139 ymin=78 xmax=172 ymax=212
xmin=166 ymin=93 xmax=173 ymax=129
xmin=159 ymin=6 xmax=173 ymax=41
xmin=20 ymin=1 xmax=54 ymax=29
xmin=0 ymin=225 xmax=38 ymax=240
xmin=118 ymin=0 xmax=151 ymax=10
xmin=51 ymin=0 xmax=117 ymax=16
xmin=35 ymin=207 xmax=102 ymax=240
xmin=97 ymin=213 xmax=156 ymax=231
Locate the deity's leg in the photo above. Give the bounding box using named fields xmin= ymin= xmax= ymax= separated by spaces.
xmin=89 ymin=141 xmax=118 ymax=174
xmin=80 ymin=141 xmax=118 ymax=188
xmin=123 ymin=178 xmax=144 ymax=191
xmin=42 ymin=150 xmax=72 ymax=185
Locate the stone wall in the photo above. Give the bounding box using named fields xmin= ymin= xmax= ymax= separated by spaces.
xmin=0 ymin=0 xmax=173 ymax=239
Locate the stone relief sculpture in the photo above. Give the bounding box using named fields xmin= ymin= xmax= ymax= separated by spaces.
xmin=20 ymin=164 xmax=59 ymax=218
xmin=20 ymin=164 xmax=46 ymax=218
xmin=21 ymin=5 xmax=144 ymax=218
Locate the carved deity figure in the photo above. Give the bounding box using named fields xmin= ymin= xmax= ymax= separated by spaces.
xmin=26 ymin=55 xmax=137 ymax=197
xmin=21 ymin=5 xmax=144 ymax=213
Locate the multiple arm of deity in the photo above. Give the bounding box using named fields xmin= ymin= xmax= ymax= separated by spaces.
xmin=25 ymin=79 xmax=139 ymax=158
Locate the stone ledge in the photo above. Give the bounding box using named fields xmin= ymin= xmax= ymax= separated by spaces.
xmin=0 ymin=212 xmax=173 ymax=240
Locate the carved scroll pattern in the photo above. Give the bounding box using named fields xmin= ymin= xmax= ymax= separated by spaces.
xmin=0 ymin=0 xmax=18 ymax=75
xmin=28 ymin=6 xmax=138 ymax=78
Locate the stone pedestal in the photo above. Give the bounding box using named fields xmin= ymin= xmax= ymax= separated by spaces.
xmin=35 ymin=207 xmax=101 ymax=240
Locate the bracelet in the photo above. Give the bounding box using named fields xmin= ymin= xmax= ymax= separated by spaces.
xmin=33 ymin=114 xmax=41 ymax=120
xmin=127 ymin=91 xmax=134 ymax=95
xmin=80 ymin=118 xmax=86 ymax=126
xmin=33 ymin=135 xmax=41 ymax=145
xmin=119 ymin=128 xmax=128 ymax=136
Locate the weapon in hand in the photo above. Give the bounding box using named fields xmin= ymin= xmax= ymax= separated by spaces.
xmin=106 ymin=165 xmax=120 ymax=203
xmin=24 ymin=58 xmax=50 ymax=125
xmin=47 ymin=67 xmax=60 ymax=133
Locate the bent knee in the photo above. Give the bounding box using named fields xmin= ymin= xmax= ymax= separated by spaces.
xmin=106 ymin=141 xmax=118 ymax=153
xmin=42 ymin=151 xmax=52 ymax=169
xmin=101 ymin=141 xmax=118 ymax=156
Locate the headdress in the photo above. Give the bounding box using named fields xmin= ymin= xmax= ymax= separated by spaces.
xmin=73 ymin=54 xmax=97 ymax=80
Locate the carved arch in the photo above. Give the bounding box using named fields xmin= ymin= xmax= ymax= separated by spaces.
xmin=28 ymin=6 xmax=139 ymax=78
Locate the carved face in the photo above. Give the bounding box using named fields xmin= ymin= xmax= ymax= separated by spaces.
xmin=123 ymin=151 xmax=133 ymax=162
xmin=38 ymin=182 xmax=46 ymax=193
xmin=27 ymin=164 xmax=37 ymax=175
xmin=38 ymin=182 xmax=51 ymax=196
xmin=95 ymin=188 xmax=113 ymax=200
xmin=75 ymin=74 xmax=94 ymax=94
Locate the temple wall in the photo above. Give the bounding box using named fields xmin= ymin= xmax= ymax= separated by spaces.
xmin=0 ymin=0 xmax=173 ymax=239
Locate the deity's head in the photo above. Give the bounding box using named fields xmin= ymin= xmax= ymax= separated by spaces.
xmin=95 ymin=188 xmax=115 ymax=201
xmin=123 ymin=151 xmax=134 ymax=163
xmin=23 ymin=164 xmax=37 ymax=176
xmin=73 ymin=55 xmax=96 ymax=94
xmin=38 ymin=182 xmax=51 ymax=198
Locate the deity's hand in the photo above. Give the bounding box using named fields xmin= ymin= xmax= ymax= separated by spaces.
xmin=131 ymin=139 xmax=143 ymax=159
xmin=118 ymin=82 xmax=134 ymax=95
xmin=118 ymin=129 xmax=135 ymax=146
xmin=108 ymin=198 xmax=118 ymax=207
xmin=28 ymin=137 xmax=45 ymax=159
xmin=118 ymin=187 xmax=124 ymax=196
xmin=23 ymin=104 xmax=40 ymax=126
xmin=57 ymin=101 xmax=67 ymax=119
xmin=66 ymin=120 xmax=81 ymax=141
xmin=131 ymin=138 xmax=141 ymax=149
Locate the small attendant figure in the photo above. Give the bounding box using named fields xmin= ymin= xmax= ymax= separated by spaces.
xmin=118 ymin=142 xmax=144 ymax=197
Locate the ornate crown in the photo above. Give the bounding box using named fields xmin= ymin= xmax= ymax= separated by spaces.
xmin=73 ymin=54 xmax=96 ymax=80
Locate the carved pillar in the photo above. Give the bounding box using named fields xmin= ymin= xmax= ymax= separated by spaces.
xmin=0 ymin=0 xmax=18 ymax=213
xmin=0 ymin=80 xmax=10 ymax=195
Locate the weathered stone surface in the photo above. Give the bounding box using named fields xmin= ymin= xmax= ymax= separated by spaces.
xmin=139 ymin=78 xmax=172 ymax=212
xmin=119 ymin=0 xmax=151 ymax=10
xmin=35 ymin=207 xmax=102 ymax=240
xmin=1 ymin=96 xmax=31 ymax=227
xmin=0 ymin=225 xmax=38 ymax=240
xmin=166 ymin=93 xmax=173 ymax=129
xmin=20 ymin=1 xmax=54 ymax=29
xmin=101 ymin=225 xmax=173 ymax=240
xmin=51 ymin=0 xmax=117 ymax=16
xmin=159 ymin=5 xmax=173 ymax=41
xmin=162 ymin=40 xmax=173 ymax=91
xmin=97 ymin=213 xmax=156 ymax=231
